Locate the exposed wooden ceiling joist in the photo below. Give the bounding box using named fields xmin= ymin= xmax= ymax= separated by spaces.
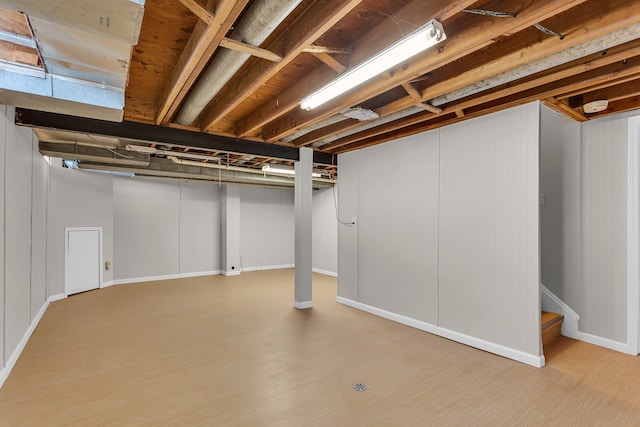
xmin=6 ymin=0 xmax=640 ymax=176
xmin=261 ymin=0 xmax=590 ymax=143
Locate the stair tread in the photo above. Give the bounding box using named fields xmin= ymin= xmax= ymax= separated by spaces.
xmin=541 ymin=311 xmax=564 ymax=330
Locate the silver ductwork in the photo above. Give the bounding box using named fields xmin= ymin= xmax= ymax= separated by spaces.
xmin=175 ymin=0 xmax=303 ymax=126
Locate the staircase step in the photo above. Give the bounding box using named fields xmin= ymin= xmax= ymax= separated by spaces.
xmin=541 ymin=311 xmax=564 ymax=346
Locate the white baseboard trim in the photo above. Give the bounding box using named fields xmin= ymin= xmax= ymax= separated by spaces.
xmin=242 ymin=264 xmax=294 ymax=273
xmin=294 ymin=301 xmax=313 ymax=310
xmin=337 ymin=296 xmax=545 ymax=368
xmin=540 ymin=284 xmax=580 ymax=340
xmin=576 ymin=331 xmax=636 ymax=355
xmin=312 ymin=268 xmax=337 ymax=277
xmin=222 ymin=270 xmax=241 ymax=277
xmin=0 ymin=293 xmax=61 ymax=389
xmin=105 ymin=270 xmax=223 ymax=286
xmin=48 ymin=293 xmax=67 ymax=302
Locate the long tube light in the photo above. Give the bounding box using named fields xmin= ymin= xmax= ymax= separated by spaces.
xmin=262 ymin=164 xmax=321 ymax=178
xmin=300 ymin=19 xmax=446 ymax=111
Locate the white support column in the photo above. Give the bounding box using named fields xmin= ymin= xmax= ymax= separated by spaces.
xmin=294 ymin=147 xmax=313 ymax=309
xmin=221 ymin=185 xmax=241 ymax=276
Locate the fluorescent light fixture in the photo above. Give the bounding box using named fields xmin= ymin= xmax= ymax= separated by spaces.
xmin=262 ymin=164 xmax=321 ymax=178
xmin=300 ymin=19 xmax=446 ymax=111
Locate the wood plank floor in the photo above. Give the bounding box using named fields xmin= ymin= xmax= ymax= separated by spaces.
xmin=1 ymin=269 xmax=639 ymax=425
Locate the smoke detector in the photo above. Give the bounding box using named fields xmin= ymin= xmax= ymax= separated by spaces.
xmin=583 ymin=100 xmax=609 ymax=114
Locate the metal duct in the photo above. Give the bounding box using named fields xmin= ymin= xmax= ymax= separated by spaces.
xmin=175 ymin=0 xmax=303 ymax=126
xmin=77 ymin=157 xmax=333 ymax=189
xmin=39 ymin=142 xmax=150 ymax=166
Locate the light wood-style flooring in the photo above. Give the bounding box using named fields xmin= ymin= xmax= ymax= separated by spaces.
xmin=1 ymin=270 xmax=639 ymax=425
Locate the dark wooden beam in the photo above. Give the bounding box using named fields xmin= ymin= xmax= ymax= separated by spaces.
xmin=15 ymin=108 xmax=335 ymax=165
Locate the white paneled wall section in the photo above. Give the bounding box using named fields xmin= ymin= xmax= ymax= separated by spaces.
xmin=338 ymin=102 xmax=542 ymax=366
xmin=0 ymin=105 xmax=50 ymax=386
xmin=312 ymin=187 xmax=338 ymax=276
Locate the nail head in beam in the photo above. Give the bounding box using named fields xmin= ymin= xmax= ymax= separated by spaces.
xmin=178 ymin=0 xmax=216 ymax=25
xmin=15 ymin=108 xmax=335 ymax=165
xmin=219 ymin=37 xmax=283 ymax=62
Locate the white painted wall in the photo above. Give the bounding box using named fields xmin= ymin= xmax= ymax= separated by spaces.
xmin=358 ymin=133 xmax=439 ymax=323
xmin=113 ymin=177 xmax=180 ymax=279
xmin=581 ymin=115 xmax=629 ymax=343
xmin=113 ymin=178 xmax=222 ymax=280
xmin=4 ymin=110 xmax=35 ymax=363
xmin=540 ymin=107 xmax=582 ymax=311
xmin=338 ymin=102 xmax=542 ymax=364
xmin=439 ymin=103 xmax=540 ymax=356
xmin=312 ymin=187 xmax=338 ymax=276
xmin=239 ymin=185 xmax=294 ymax=270
xmin=29 ymin=137 xmax=48 ymax=319
xmin=0 ymin=105 xmax=6 ymax=369
xmin=179 ymin=182 xmax=221 ymax=274
xmin=47 ymin=164 xmax=114 ymax=295
xmin=0 ymin=105 xmax=49 ymax=369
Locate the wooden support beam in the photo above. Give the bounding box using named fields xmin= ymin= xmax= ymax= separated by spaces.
xmin=376 ymin=0 xmax=638 ymax=118
xmin=312 ymin=52 xmax=346 ymax=73
xmin=199 ymin=0 xmax=365 ymax=132
xmin=401 ymin=83 xmax=422 ymax=100
xmin=236 ymin=0 xmax=477 ymax=137
xmin=262 ymin=0 xmax=589 ymax=143
xmin=580 ymin=79 xmax=640 ymax=104
xmin=293 ymin=119 xmax=360 ymax=147
xmin=154 ymin=0 xmax=249 ymax=125
xmin=324 ymin=50 xmax=640 ymax=152
xmin=600 ymin=95 xmax=640 ymax=117
xmin=542 ymin=98 xmax=589 ymax=121
xmin=298 ymin=21 xmax=640 ymax=150
xmin=177 ymin=0 xmax=216 ymax=25
xmin=455 ymin=109 xmax=465 ymax=118
xmin=219 ymin=37 xmax=283 ymax=62
xmin=419 ymin=103 xmax=443 ymax=114
xmin=303 ymin=45 xmax=351 ymax=55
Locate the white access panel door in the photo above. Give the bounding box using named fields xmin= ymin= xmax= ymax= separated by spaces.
xmin=66 ymin=228 xmax=101 ymax=295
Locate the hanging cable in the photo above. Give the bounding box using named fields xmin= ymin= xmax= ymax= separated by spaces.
xmin=534 ymin=23 xmax=565 ymax=40
xmin=462 ymin=9 xmax=517 ymax=18
xmin=329 ymin=153 xmax=354 ymax=226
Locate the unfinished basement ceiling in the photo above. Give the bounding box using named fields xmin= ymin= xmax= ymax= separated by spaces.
xmin=4 ymin=0 xmax=640 ymax=185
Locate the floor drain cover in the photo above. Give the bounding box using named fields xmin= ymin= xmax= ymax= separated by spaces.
xmin=352 ymin=383 xmax=367 ymax=391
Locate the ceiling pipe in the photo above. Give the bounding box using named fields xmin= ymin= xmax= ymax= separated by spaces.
xmin=78 ymin=159 xmax=333 ymax=189
xmin=175 ymin=0 xmax=303 ymax=126
xmin=168 ymin=156 xmax=335 ymax=183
